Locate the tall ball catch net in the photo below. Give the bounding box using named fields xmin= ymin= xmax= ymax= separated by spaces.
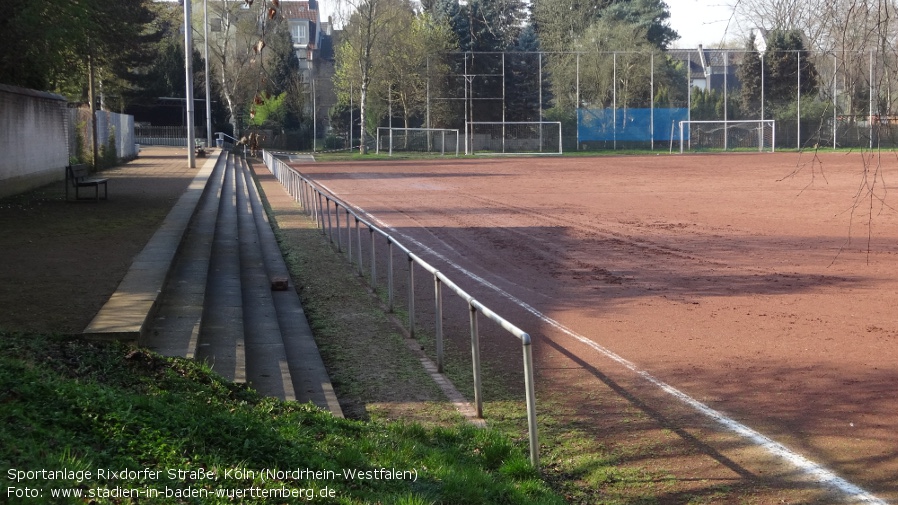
xmin=679 ymin=120 xmax=775 ymax=153
xmin=468 ymin=122 xmax=562 ymax=155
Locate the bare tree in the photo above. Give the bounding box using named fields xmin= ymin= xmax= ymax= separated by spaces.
xmin=203 ymin=0 xmax=282 ymax=138
xmin=336 ymin=0 xmax=406 ymax=153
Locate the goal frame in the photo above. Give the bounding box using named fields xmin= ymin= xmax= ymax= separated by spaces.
xmin=678 ymin=119 xmax=776 ymax=153
xmin=375 ymin=127 xmax=460 ymax=156
xmin=466 ymin=121 xmax=563 ymax=155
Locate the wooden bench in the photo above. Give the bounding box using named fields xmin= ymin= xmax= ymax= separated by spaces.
xmin=66 ymin=163 xmax=108 ymax=201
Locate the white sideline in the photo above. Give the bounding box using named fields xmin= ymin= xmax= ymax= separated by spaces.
xmin=315 ymin=180 xmax=887 ymax=504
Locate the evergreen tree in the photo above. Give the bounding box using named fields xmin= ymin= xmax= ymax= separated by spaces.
xmin=426 ymin=0 xmax=468 ymax=50
xmin=737 ymin=32 xmax=764 ymax=118
xmin=506 ymin=24 xmax=544 ymax=121
xmin=601 ymin=0 xmax=678 ymax=50
xmin=464 ymin=0 xmax=527 ymax=53
xmin=764 ymin=29 xmax=818 ymax=108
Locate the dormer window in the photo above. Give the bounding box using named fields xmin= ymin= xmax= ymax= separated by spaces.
xmin=291 ymin=22 xmax=308 ymax=44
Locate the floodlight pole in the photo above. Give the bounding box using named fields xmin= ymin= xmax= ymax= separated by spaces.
xmin=204 ymin=0 xmax=213 ymax=147
xmin=184 ymin=0 xmax=196 ymax=168
xmin=464 ymin=55 xmax=468 ymax=155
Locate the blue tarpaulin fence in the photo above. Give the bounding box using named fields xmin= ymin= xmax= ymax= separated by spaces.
xmin=578 ymin=108 xmax=689 ymax=142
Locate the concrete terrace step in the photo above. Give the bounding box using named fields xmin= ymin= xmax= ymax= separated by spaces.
xmin=193 ymin=153 xmax=246 ymax=384
xmin=83 ymin=151 xmax=222 ymax=341
xmin=244 ymin=159 xmax=342 ymax=413
xmin=234 ymin=155 xmax=295 ymax=400
xmin=143 ymin=152 xmax=227 ymax=358
xmin=140 ymin=151 xmax=340 ymax=415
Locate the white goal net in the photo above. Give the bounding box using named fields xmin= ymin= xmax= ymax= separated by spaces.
xmin=679 ymin=120 xmax=775 ymax=153
xmin=376 ymin=127 xmax=460 ymax=156
xmin=468 ymin=122 xmax=562 ymax=155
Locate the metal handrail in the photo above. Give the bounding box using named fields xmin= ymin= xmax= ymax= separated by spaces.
xmin=262 ymin=150 xmax=539 ymax=468
xmin=215 ymin=132 xmax=247 ymax=158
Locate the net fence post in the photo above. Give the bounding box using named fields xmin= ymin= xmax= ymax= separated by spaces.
xmin=833 ymin=53 xmax=837 ymax=150
xmin=797 ymin=50 xmax=801 ymax=150
xmin=651 ymin=52 xmax=655 ymax=150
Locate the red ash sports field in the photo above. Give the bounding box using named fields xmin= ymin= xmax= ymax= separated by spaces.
xmin=292 ymin=151 xmax=898 ymax=502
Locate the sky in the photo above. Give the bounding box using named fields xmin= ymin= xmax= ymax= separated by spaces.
xmin=174 ymin=0 xmax=738 ymax=50
xmin=312 ymin=0 xmax=740 ymax=49
xmin=665 ymin=0 xmax=739 ymax=48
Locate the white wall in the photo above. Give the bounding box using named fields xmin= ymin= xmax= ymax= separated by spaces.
xmin=96 ymin=111 xmax=138 ymax=160
xmin=0 ymin=84 xmax=137 ymax=199
xmin=0 ymin=84 xmax=69 ymax=198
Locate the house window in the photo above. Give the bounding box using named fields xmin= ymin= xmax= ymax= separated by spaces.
xmin=292 ymin=23 xmax=308 ymax=44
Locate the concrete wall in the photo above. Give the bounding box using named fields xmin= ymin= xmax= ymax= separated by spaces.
xmin=0 ymin=85 xmax=138 ymax=199
xmin=97 ymin=110 xmax=138 ymax=159
xmin=0 ymin=84 xmax=69 ymax=198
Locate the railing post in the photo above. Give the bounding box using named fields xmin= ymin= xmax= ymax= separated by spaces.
xmin=408 ymin=256 xmax=415 ymax=338
xmin=387 ymin=240 xmax=394 ymax=312
xmin=335 ymin=203 xmax=342 ymax=252
xmin=522 ymin=334 xmax=539 ymax=469
xmin=356 ymin=219 xmax=363 ymax=277
xmin=369 ymin=229 xmax=377 ymax=290
xmin=345 ymin=209 xmax=352 ymax=261
xmin=317 ymin=192 xmax=325 ymax=232
xmin=470 ymin=304 xmax=483 ymax=418
xmin=325 ymin=198 xmax=333 ymax=242
xmin=435 ymin=275 xmax=444 ymax=373
xmin=312 ymin=184 xmax=319 ymax=223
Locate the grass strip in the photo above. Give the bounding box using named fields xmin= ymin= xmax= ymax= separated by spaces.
xmin=0 ymin=332 xmax=564 ymax=504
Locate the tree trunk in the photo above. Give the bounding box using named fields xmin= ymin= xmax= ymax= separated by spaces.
xmin=88 ymin=50 xmax=99 ymax=168
xmin=221 ymin=64 xmax=239 ymax=138
xmin=359 ymin=78 xmax=369 ymax=154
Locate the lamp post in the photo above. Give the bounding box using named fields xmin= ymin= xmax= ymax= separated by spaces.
xmin=204 ymin=0 xmax=212 ymax=147
xmin=184 ymin=0 xmax=196 ymax=168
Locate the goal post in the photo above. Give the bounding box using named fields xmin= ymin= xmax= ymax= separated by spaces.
xmin=467 ymin=121 xmax=563 ymax=155
xmin=376 ymin=127 xmax=460 ymax=156
xmin=678 ymin=120 xmax=775 ymax=153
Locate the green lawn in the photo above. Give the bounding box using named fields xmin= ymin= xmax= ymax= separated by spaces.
xmin=0 ymin=332 xmax=564 ymax=504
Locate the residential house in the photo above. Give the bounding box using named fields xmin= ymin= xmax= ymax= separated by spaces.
xmin=279 ymin=1 xmax=324 ymax=82
xmin=669 ymin=45 xmax=742 ymax=92
xmin=279 ymin=1 xmax=338 ymax=141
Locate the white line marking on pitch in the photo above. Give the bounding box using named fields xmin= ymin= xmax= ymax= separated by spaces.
xmin=318 ymin=187 xmax=887 ymax=504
